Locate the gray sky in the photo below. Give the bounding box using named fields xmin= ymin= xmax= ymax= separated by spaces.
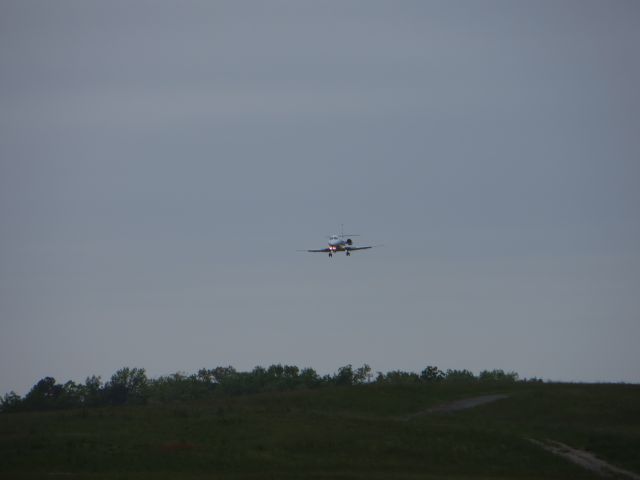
xmin=1 ymin=0 xmax=639 ymax=395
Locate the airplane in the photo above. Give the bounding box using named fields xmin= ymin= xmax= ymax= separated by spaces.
xmin=302 ymin=225 xmax=375 ymax=258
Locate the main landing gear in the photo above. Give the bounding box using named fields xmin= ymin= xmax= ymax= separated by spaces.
xmin=346 ymin=251 xmax=351 ymax=256
xmin=328 ymin=252 xmax=333 ymax=258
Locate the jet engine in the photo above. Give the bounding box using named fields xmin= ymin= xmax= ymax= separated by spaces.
xmin=346 ymin=238 xmax=353 ymax=245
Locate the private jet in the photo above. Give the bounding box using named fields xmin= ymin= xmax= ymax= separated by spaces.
xmin=303 ymin=226 xmax=375 ymax=258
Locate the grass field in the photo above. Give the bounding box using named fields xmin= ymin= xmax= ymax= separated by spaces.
xmin=1 ymin=382 xmax=639 ymax=479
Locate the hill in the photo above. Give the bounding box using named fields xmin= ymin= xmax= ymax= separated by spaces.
xmin=1 ymin=381 xmax=639 ymax=479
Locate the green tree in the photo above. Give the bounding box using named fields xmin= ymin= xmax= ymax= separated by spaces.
xmin=283 ymin=365 xmax=299 ymax=379
xmin=59 ymin=380 xmax=84 ymax=408
xmin=354 ymin=364 xmax=372 ymax=384
xmin=299 ymin=367 xmax=320 ymax=388
xmin=479 ymin=369 xmax=518 ymax=383
xmin=378 ymin=370 xmax=420 ymax=384
xmin=211 ymin=366 xmax=237 ymax=383
xmin=420 ymin=366 xmax=445 ymax=383
xmin=83 ymin=375 xmax=103 ymax=406
xmin=0 ymin=391 xmax=22 ymax=413
xmin=334 ymin=365 xmax=354 ymax=386
xmin=104 ymin=367 xmax=148 ymax=405
xmin=196 ymin=368 xmax=215 ymax=383
xmin=444 ymin=369 xmax=477 ymax=383
xmin=23 ymin=377 xmax=64 ymax=410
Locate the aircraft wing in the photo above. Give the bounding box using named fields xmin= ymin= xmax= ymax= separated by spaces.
xmin=306 ymin=248 xmax=331 ymax=253
xmin=345 ymin=246 xmax=373 ymax=251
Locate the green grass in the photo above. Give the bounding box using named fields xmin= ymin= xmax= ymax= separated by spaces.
xmin=1 ymin=382 xmax=638 ymax=479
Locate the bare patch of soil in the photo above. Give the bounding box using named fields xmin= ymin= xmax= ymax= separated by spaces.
xmin=528 ymin=438 xmax=640 ymax=479
xmin=401 ymin=394 xmax=509 ymax=421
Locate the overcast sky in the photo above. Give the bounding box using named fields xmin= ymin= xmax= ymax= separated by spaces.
xmin=1 ymin=0 xmax=639 ymax=395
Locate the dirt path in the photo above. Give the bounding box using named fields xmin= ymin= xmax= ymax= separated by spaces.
xmin=401 ymin=394 xmax=509 ymax=421
xmin=528 ymin=438 xmax=640 ymax=479
xmin=397 ymin=394 xmax=639 ymax=479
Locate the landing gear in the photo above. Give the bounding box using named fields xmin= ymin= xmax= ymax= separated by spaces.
xmin=328 ymin=252 xmax=333 ymax=258
xmin=346 ymin=251 xmax=351 ymax=256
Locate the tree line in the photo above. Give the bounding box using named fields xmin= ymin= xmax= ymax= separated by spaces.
xmin=1 ymin=364 xmax=525 ymax=413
